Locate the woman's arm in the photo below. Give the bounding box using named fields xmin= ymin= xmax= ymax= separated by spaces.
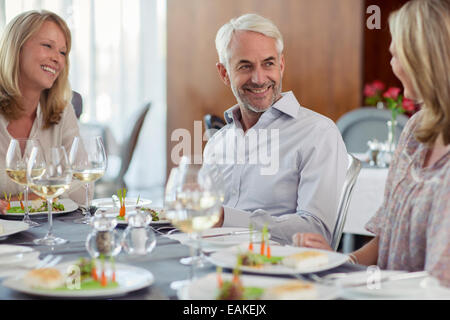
xmin=292 ymin=232 xmax=379 ymax=266
xmin=351 ymin=236 xmax=379 ymax=266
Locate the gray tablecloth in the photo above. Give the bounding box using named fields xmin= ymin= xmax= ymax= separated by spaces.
xmin=0 ymin=210 xmax=365 ymax=300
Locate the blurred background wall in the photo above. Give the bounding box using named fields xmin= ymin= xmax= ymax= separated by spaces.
xmin=166 ymin=0 xmax=408 ymax=175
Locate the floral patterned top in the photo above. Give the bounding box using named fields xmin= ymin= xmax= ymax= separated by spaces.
xmin=365 ymin=111 xmax=450 ymax=287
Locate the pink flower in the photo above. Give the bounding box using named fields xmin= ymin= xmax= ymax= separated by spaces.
xmin=402 ymin=98 xmax=415 ymax=112
xmin=372 ymin=80 xmax=386 ymax=92
xmin=364 ymin=84 xmax=378 ymax=97
xmin=383 ymin=87 xmax=401 ymax=100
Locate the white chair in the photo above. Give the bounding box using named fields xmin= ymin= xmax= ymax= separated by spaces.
xmin=330 ymin=153 xmax=362 ymax=251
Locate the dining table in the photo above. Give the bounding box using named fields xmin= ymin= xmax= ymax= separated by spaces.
xmin=0 ymin=207 xmax=370 ymax=301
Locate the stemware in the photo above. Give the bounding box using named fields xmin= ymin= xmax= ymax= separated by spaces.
xmin=165 ymin=158 xmax=224 ymax=288
xmin=69 ymin=136 xmax=107 ymax=224
xmin=27 ymin=146 xmax=72 ymax=245
xmin=5 ymin=138 xmax=43 ymax=227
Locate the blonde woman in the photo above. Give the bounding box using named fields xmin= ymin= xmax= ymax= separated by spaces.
xmin=0 ymin=10 xmax=87 ymax=213
xmin=292 ymin=0 xmax=450 ymax=287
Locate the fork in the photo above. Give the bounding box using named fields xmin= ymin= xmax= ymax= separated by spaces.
xmin=36 ymin=255 xmax=62 ymax=269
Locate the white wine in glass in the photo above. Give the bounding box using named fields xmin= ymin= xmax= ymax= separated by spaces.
xmin=28 ymin=146 xmax=72 ymax=246
xmin=5 ymin=138 xmax=45 ymax=227
xmin=69 ymin=136 xmax=107 ymax=224
xmin=165 ymin=160 xmax=224 ymax=289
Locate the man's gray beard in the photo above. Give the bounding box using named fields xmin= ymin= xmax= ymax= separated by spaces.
xmin=231 ymin=82 xmax=282 ymax=114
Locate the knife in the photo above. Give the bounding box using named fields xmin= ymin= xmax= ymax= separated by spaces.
xmin=202 ymin=230 xmax=255 ymax=239
xmin=311 ymin=270 xmax=431 ymax=288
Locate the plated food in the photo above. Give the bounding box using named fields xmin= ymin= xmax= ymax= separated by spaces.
xmin=208 ymin=243 xmax=348 ymax=275
xmin=7 ymin=199 xmax=65 ymax=214
xmin=115 ymin=207 xmax=170 ymax=226
xmin=1 ymin=198 xmax=78 ymax=218
xmin=178 ymin=272 xmax=338 ymax=300
xmin=3 ymin=258 xmax=154 ymax=298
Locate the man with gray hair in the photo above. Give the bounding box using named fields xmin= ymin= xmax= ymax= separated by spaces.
xmin=203 ymin=13 xmax=348 ymax=245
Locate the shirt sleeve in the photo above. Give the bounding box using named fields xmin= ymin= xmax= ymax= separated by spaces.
xmin=425 ymin=177 xmax=450 ymax=287
xmin=224 ymin=123 xmax=348 ymax=245
xmin=365 ymin=113 xmax=420 ymax=235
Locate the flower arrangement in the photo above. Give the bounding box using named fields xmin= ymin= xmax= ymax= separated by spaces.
xmin=364 ymin=80 xmax=417 ymax=121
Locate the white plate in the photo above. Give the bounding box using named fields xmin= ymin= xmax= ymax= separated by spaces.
xmin=208 ymin=244 xmax=349 ymax=275
xmin=95 ymin=207 xmax=170 ymax=226
xmin=91 ymin=197 xmax=152 ymax=209
xmin=339 ymin=271 xmax=450 ymax=300
xmin=0 ymin=220 xmax=29 ymax=238
xmin=116 ymin=207 xmax=170 ymax=226
xmin=177 ymin=272 xmax=339 ymax=300
xmin=0 ymin=245 xmax=39 ymax=266
xmin=2 ymin=199 xmax=78 ymax=218
xmin=2 ymin=260 xmax=154 ymax=298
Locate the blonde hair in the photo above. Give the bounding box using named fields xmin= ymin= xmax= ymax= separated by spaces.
xmin=389 ymin=0 xmax=450 ymax=145
xmin=0 ymin=10 xmax=72 ymax=128
xmin=215 ymin=13 xmax=283 ymax=68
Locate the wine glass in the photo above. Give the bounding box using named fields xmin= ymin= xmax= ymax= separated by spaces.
xmin=165 ymin=159 xmax=224 ymax=288
xmin=69 ymin=136 xmax=107 ymax=224
xmin=27 ymin=146 xmax=72 ymax=245
xmin=5 ymin=138 xmax=43 ymax=227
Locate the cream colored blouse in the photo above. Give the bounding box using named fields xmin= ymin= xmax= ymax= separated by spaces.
xmin=0 ymin=103 xmax=88 ymax=205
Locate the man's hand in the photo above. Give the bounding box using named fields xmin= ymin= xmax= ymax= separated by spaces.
xmin=212 ymin=206 xmax=224 ymax=228
xmin=292 ymin=233 xmax=332 ymax=251
xmin=0 ymin=200 xmax=8 ymax=214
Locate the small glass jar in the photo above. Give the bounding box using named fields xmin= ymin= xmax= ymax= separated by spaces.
xmin=121 ymin=207 xmax=156 ymax=256
xmin=86 ymin=208 xmax=122 ymax=258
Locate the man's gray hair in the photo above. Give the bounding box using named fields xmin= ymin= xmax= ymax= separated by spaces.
xmin=215 ymin=13 xmax=284 ymax=67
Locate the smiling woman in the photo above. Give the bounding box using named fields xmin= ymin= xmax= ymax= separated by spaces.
xmin=0 ymin=10 xmax=87 ymax=214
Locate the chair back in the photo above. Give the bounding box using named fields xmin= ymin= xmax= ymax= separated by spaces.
xmin=204 ymin=114 xmax=226 ymax=140
xmin=116 ymin=102 xmax=151 ymax=188
xmin=331 ymin=153 xmax=362 ymax=251
xmin=71 ymin=91 xmax=83 ymax=119
xmin=337 ymin=108 xmax=409 ymax=153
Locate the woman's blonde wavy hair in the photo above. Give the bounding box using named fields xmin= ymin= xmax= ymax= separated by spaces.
xmin=389 ymin=0 xmax=450 ymax=146
xmin=0 ymin=10 xmax=72 ymax=128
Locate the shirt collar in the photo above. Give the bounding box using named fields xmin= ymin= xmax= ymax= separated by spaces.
xmin=223 ymin=91 xmax=300 ymax=124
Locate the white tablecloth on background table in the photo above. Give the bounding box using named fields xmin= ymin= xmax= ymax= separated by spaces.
xmin=343 ymin=166 xmax=388 ymax=236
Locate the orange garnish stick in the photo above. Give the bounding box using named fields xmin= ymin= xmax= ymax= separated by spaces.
xmin=19 ymin=192 xmax=24 ymax=210
xmin=262 ymin=224 xmax=269 ymax=257
xmin=248 ymin=224 xmax=253 ymax=251
xmin=216 ymin=266 xmax=223 ymax=288
xmin=100 ymin=256 xmax=107 ymax=286
xmin=119 ymin=205 xmax=125 ymax=217
xmin=267 ymin=241 xmax=271 ymax=259
xmin=101 ymin=270 xmax=107 ymax=287
xmin=91 ymin=258 xmax=98 ymax=280
xmin=110 ymin=256 xmax=116 ymax=283
xmin=92 ymin=267 xmax=98 ymax=281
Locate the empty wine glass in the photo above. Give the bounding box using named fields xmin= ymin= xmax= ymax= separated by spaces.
xmin=27 ymin=146 xmax=72 ymax=245
xmin=69 ymin=136 xmax=107 ymax=224
xmin=165 ymin=158 xmax=224 ymax=289
xmin=5 ymin=138 xmax=43 ymax=227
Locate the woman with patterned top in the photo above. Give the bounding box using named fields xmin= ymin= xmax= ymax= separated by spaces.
xmin=292 ymin=0 xmax=450 ymax=287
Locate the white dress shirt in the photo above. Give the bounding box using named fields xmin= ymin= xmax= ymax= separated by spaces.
xmin=203 ymin=91 xmax=348 ymax=244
